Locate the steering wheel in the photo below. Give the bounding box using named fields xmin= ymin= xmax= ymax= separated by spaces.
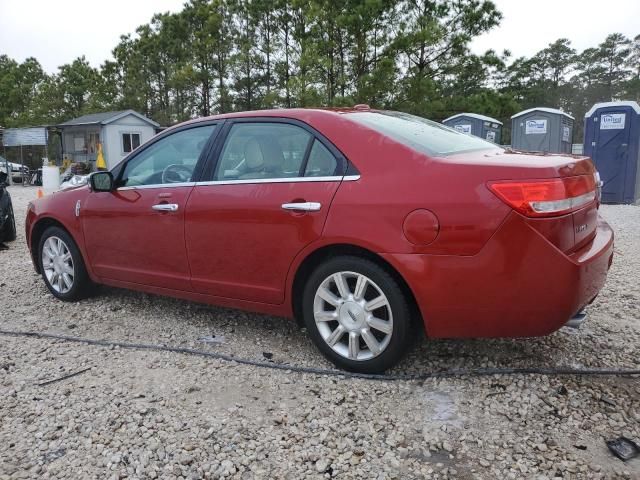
xmin=161 ymin=164 xmax=193 ymax=184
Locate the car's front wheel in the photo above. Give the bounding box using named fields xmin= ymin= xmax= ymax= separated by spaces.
xmin=302 ymin=256 xmax=412 ymax=373
xmin=38 ymin=226 xmax=94 ymax=301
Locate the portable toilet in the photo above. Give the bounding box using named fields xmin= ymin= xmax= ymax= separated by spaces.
xmin=584 ymin=101 xmax=640 ymax=204
xmin=442 ymin=113 xmax=502 ymax=143
xmin=510 ymin=108 xmax=574 ymax=153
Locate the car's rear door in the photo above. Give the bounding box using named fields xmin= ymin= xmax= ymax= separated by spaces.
xmin=82 ymin=123 xmax=219 ymax=291
xmin=184 ymin=118 xmax=349 ymax=304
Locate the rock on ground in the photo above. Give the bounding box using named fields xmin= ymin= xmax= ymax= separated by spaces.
xmin=0 ymin=185 xmax=639 ymax=479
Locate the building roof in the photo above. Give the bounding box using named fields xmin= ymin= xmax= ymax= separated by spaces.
xmin=511 ymin=107 xmax=574 ymax=120
xmin=58 ymin=109 xmax=159 ymax=128
xmin=585 ymin=101 xmax=640 ymax=117
xmin=443 ymin=113 xmax=503 ymax=125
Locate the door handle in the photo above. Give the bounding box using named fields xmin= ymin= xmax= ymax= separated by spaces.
xmin=281 ymin=202 xmax=321 ymax=212
xmin=152 ymin=203 xmax=179 ymax=212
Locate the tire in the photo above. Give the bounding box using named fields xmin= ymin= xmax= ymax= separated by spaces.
xmin=38 ymin=226 xmax=94 ymax=301
xmin=302 ymin=255 xmax=412 ymax=373
xmin=3 ymin=199 xmax=16 ymax=242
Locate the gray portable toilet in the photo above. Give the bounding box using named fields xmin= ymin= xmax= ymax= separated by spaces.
xmin=584 ymin=101 xmax=640 ymax=204
xmin=442 ymin=113 xmax=502 ymax=143
xmin=511 ymin=108 xmax=574 ymax=153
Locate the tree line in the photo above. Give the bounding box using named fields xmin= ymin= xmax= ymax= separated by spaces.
xmin=1 ymin=0 xmax=639 ymax=143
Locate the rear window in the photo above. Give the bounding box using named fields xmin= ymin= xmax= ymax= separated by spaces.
xmin=347 ymin=111 xmax=501 ymax=156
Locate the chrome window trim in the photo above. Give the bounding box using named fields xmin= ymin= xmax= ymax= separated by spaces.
xmin=194 ymin=175 xmax=360 ymax=187
xmin=117 ymin=182 xmax=196 ymax=191
xmin=114 ymin=175 xmax=360 ymax=190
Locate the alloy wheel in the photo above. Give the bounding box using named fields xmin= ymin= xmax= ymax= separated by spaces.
xmin=42 ymin=236 xmax=75 ymax=294
xmin=313 ymin=271 xmax=393 ymax=361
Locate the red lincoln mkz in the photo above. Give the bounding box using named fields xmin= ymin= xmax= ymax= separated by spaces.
xmin=26 ymin=107 xmax=614 ymax=373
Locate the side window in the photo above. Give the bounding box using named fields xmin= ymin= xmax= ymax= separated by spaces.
xmin=304 ymin=140 xmax=338 ymax=177
xmin=215 ymin=123 xmax=312 ymax=180
xmin=121 ymin=125 xmax=215 ymax=187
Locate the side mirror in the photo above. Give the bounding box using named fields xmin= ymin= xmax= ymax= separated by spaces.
xmin=0 ymin=170 xmax=7 ymax=186
xmin=89 ymin=171 xmax=114 ymax=192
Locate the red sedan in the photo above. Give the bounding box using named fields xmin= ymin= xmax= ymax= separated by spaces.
xmin=25 ymin=108 xmax=614 ymax=373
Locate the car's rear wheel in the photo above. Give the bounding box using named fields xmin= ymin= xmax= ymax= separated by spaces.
xmin=2 ymin=199 xmax=16 ymax=242
xmin=39 ymin=226 xmax=93 ymax=301
xmin=302 ymin=256 xmax=412 ymax=373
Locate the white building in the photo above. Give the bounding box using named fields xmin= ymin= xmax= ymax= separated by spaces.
xmin=58 ymin=110 xmax=159 ymax=169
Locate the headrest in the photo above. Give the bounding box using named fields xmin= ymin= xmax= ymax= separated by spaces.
xmin=259 ymin=138 xmax=285 ymax=170
xmin=244 ymin=138 xmax=264 ymax=170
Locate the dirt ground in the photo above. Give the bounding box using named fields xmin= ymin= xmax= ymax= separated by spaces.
xmin=1 ymin=185 xmax=639 ymax=479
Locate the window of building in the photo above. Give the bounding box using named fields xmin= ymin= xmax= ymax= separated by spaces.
xmin=88 ymin=133 xmax=100 ymax=154
xmin=73 ymin=135 xmax=86 ymax=153
xmin=122 ymin=133 xmax=141 ymax=153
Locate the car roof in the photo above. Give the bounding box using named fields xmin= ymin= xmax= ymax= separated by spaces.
xmin=202 ymin=107 xmax=367 ymax=120
xmin=164 ymin=107 xmax=372 ymax=133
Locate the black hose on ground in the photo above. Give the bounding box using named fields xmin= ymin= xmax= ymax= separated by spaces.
xmin=1 ymin=329 xmax=639 ymax=382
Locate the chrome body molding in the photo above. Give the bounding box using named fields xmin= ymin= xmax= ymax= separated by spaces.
xmin=114 ymin=175 xmax=360 ymax=191
xmin=194 ymin=174 xmax=360 ymax=187
xmin=117 ymin=182 xmax=196 ymax=191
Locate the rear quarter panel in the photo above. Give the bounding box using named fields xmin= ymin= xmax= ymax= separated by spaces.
xmin=314 ymin=118 xmax=598 ymax=257
xmin=307 ymin=116 xmax=511 ymax=256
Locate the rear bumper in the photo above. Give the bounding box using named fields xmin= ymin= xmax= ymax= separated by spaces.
xmin=382 ymin=212 xmax=614 ymax=338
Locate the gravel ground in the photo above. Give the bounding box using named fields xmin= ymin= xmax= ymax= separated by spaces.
xmin=0 ymin=185 xmax=639 ymax=479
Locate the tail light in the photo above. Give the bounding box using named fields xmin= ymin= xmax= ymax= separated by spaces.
xmin=488 ymin=175 xmax=597 ymax=218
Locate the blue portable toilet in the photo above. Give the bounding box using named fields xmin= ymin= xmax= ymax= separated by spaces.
xmin=584 ymin=101 xmax=640 ymax=204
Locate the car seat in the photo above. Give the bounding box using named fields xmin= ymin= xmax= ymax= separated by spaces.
xmin=238 ymin=137 xmax=285 ymax=179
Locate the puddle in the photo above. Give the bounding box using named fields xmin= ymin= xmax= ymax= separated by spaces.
xmin=422 ymin=390 xmax=463 ymax=428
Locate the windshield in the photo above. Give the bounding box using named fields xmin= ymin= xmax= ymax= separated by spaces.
xmin=347 ymin=111 xmax=502 ymax=156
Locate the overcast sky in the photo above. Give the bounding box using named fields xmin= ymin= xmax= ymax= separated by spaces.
xmin=1 ymin=0 xmax=638 ymax=74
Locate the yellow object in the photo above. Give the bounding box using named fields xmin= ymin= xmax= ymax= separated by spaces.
xmin=96 ymin=143 xmax=107 ymax=170
xmin=37 ymin=188 xmax=44 ymax=198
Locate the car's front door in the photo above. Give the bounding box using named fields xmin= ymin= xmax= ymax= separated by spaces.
xmin=82 ymin=124 xmax=218 ymax=291
xmin=185 ymin=120 xmax=349 ymax=304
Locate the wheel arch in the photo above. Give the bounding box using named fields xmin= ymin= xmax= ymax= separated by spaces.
xmin=290 ymin=243 xmax=425 ymax=333
xmin=30 ymin=217 xmax=77 ymax=274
